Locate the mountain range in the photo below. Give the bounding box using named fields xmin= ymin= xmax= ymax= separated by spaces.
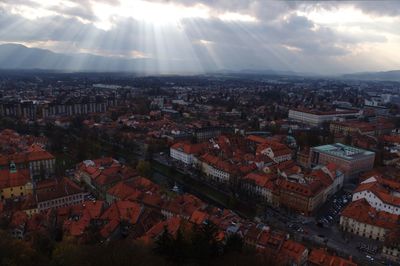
xmin=1 ymin=43 xmax=400 ymax=81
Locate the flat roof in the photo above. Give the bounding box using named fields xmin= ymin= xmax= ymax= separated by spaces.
xmin=312 ymin=143 xmax=375 ymax=160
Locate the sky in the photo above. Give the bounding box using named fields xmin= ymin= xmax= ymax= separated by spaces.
xmin=0 ymin=0 xmax=400 ymax=74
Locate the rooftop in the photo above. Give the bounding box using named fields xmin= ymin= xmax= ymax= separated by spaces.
xmin=312 ymin=143 xmax=374 ymax=160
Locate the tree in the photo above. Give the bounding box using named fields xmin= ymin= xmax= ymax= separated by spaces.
xmin=224 ymin=233 xmax=243 ymax=254
xmin=0 ymin=230 xmax=43 ymax=266
xmin=190 ymin=222 xmax=222 ymax=265
xmin=154 ymin=226 xmax=175 ymax=260
xmin=136 ymin=160 xmax=152 ymax=177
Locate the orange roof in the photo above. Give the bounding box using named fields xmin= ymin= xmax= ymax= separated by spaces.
xmin=200 ymin=153 xmax=237 ymax=174
xmin=101 ymin=201 xmax=142 ymax=225
xmin=139 ymin=217 xmax=182 ymax=244
xmin=280 ymin=239 xmax=307 ymax=264
xmin=63 ymin=201 xmax=105 ymax=237
xmin=243 ymin=172 xmax=276 ymax=189
xmin=354 ymin=181 xmax=400 ymax=207
xmin=171 ymin=142 xmax=206 ymax=155
xmin=77 ymin=158 xmax=138 ymax=186
xmin=0 ymin=168 xmax=31 ymax=189
xmin=189 ymin=210 xmax=209 ymax=225
xmin=278 ymin=178 xmax=324 ymax=197
xmin=256 ymin=140 xmax=292 ymax=157
xmin=309 ymin=248 xmax=357 ymax=266
xmin=341 ymin=199 xmax=399 ymax=229
xmin=36 ymin=178 xmax=84 ymax=203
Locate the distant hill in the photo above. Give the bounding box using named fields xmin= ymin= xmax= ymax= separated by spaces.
xmin=0 ymin=43 xmax=148 ymax=72
xmin=1 ymin=43 xmax=400 ymax=80
xmin=341 ymin=70 xmax=400 ymax=82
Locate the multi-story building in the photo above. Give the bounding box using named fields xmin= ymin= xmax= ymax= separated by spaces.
xmin=274 ymin=164 xmax=344 ymax=215
xmin=288 ymin=109 xmax=360 ymax=127
xmin=36 ymin=177 xmax=86 ymax=212
xmin=330 ymin=121 xmax=375 ymax=136
xmin=256 ymin=140 xmax=292 ymax=163
xmin=0 ymin=163 xmax=33 ymax=200
xmin=75 ymin=158 xmax=137 ymax=198
xmin=194 ymin=127 xmax=232 ymax=142
xmin=310 ymin=143 xmax=375 ymax=181
xmin=340 ymin=198 xmax=398 ymax=241
xmin=308 ymin=248 xmax=357 ymax=266
xmin=241 ymin=172 xmax=276 ymax=204
xmin=0 ymin=145 xmax=55 ymax=179
xmin=382 ymin=230 xmax=400 ymax=264
xmin=199 ymin=153 xmax=236 ymax=183
xmin=330 ymin=120 xmax=394 ymax=136
xmin=169 ymin=142 xmax=206 ymax=165
xmin=352 ymin=175 xmax=400 ymax=215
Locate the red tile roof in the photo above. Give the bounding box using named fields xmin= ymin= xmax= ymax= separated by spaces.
xmin=354 ymin=180 xmax=400 ymax=207
xmin=171 ymin=142 xmax=207 ymax=155
xmin=243 ymin=172 xmax=276 ymax=189
xmin=309 ymin=248 xmax=357 ymax=266
xmin=341 ymin=199 xmax=399 ymax=230
xmin=0 ymin=168 xmax=31 ymax=189
xmin=101 ymin=201 xmax=142 ymax=225
xmin=36 ymin=178 xmax=84 ymax=203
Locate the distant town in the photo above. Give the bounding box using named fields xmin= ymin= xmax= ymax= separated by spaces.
xmin=1 ymin=71 xmax=400 ymax=265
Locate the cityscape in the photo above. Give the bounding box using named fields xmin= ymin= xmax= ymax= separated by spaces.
xmin=1 ymin=1 xmax=400 ymax=266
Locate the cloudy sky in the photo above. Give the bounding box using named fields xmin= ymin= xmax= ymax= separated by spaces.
xmin=0 ymin=0 xmax=399 ymax=74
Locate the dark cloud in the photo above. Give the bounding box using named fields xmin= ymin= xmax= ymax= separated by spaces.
xmin=0 ymin=0 xmax=398 ymax=74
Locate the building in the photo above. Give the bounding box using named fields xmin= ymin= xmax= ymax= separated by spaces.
xmin=340 ymin=199 xmax=399 ymax=241
xmin=36 ymin=178 xmax=86 ymax=212
xmin=274 ymin=164 xmax=344 ymax=215
xmin=330 ymin=121 xmax=375 ymax=136
xmin=256 ymin=139 xmax=292 ymax=163
xmin=170 ymin=142 xmax=206 ymax=165
xmin=0 ymin=145 xmax=55 ymax=179
xmin=330 ymin=120 xmax=394 ymax=136
xmin=241 ymin=172 xmax=276 ymax=204
xmin=0 ymin=163 xmax=33 ymax=200
xmin=194 ymin=126 xmax=231 ymax=142
xmin=310 ymin=143 xmax=375 ymax=181
xmin=382 ymin=245 xmax=400 ymax=264
xmin=199 ymin=153 xmax=237 ymax=183
xmin=352 ymin=175 xmax=400 ymax=215
xmin=276 ymin=178 xmax=325 ymax=215
xmin=308 ymin=248 xmax=357 ymax=266
xmin=296 ymin=148 xmax=310 ymax=168
xmin=246 ymin=228 xmax=308 ymax=266
xmin=75 ymin=158 xmax=137 ymax=198
xmin=288 ymin=109 xmax=359 ymax=127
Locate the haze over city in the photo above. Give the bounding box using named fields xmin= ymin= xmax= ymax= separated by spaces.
xmin=1 ymin=0 xmax=400 ymax=74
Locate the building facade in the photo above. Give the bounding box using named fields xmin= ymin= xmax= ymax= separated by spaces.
xmin=310 ymin=143 xmax=375 ymax=181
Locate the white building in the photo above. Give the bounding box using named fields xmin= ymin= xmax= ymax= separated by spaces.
xmin=241 ymin=172 xmax=275 ymax=204
xmin=200 ymin=153 xmax=233 ymax=183
xmin=170 ymin=142 xmax=205 ymax=166
xmin=352 ymin=176 xmax=400 ymax=215
xmin=288 ymin=109 xmax=360 ymax=127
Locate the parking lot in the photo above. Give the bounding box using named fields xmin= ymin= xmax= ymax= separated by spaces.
xmin=316 ymin=191 xmax=352 ymax=227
